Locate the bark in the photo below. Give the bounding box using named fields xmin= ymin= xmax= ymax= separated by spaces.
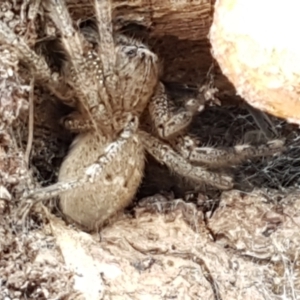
xmin=67 ymin=0 xmax=214 ymax=41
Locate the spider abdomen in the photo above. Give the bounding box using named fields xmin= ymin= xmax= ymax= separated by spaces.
xmin=58 ymin=131 xmax=145 ymax=231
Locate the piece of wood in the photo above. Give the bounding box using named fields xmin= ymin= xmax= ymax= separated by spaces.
xmin=210 ymin=0 xmax=300 ymax=124
xmin=67 ymin=0 xmax=213 ymax=41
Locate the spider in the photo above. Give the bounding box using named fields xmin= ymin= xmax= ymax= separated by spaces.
xmin=0 ymin=0 xmax=284 ymax=231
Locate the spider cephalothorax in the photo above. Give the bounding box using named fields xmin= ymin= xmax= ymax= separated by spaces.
xmin=0 ymin=0 xmax=285 ymax=231
xmin=61 ymin=31 xmax=160 ymax=133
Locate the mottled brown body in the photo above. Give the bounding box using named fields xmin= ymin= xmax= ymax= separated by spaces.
xmin=59 ymin=132 xmax=144 ymax=231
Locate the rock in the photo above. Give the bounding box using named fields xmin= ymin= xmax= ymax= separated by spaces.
xmin=210 ymin=0 xmax=300 ymax=124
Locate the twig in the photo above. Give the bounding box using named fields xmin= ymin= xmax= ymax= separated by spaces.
xmin=25 ymin=78 xmax=34 ymax=167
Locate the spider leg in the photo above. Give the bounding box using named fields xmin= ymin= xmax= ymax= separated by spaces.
xmin=46 ymin=0 xmax=113 ymax=119
xmin=149 ymin=82 xmax=285 ymax=167
xmin=0 ymin=20 xmax=79 ymax=103
xmin=94 ymin=0 xmax=120 ymax=104
xmin=140 ymin=131 xmax=233 ymax=190
xmin=149 ymin=82 xmax=204 ymax=139
xmin=173 ymin=135 xmax=285 ymax=167
xmin=0 ymin=21 xmax=60 ymax=91
xmin=20 ymin=114 xmax=138 ymax=203
xmin=94 ymin=0 xmax=115 ymax=75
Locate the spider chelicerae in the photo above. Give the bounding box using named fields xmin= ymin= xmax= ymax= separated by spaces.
xmin=0 ymin=0 xmax=284 ymax=231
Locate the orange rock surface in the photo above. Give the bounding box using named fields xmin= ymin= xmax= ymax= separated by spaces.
xmin=210 ymin=0 xmax=300 ymax=124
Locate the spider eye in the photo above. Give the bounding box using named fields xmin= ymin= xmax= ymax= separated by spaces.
xmin=125 ymin=48 xmax=137 ymax=57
